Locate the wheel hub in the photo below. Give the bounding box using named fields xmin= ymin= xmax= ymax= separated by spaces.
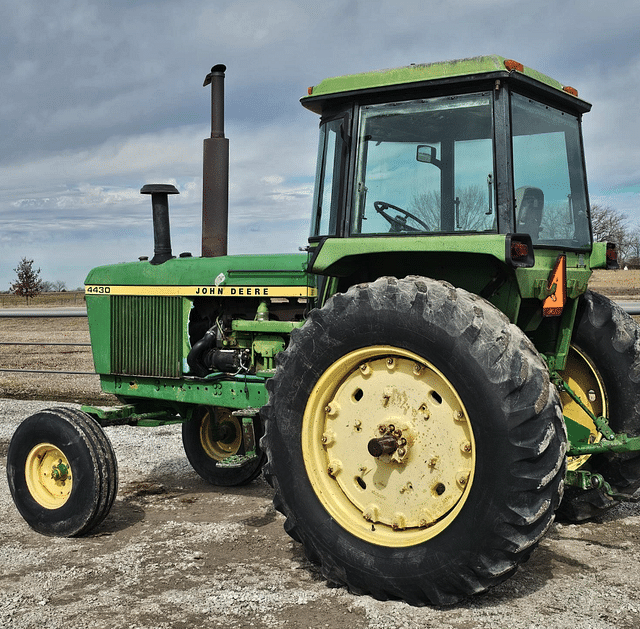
xmin=302 ymin=346 xmax=475 ymax=547
xmin=25 ymin=443 xmax=73 ymax=510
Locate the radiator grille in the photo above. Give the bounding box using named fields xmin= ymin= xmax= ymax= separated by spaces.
xmin=110 ymin=295 xmax=182 ymax=378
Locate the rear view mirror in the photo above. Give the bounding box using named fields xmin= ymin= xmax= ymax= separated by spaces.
xmin=417 ymin=145 xmax=437 ymax=164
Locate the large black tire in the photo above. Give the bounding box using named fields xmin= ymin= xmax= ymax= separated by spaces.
xmin=6 ymin=407 xmax=118 ymax=537
xmin=557 ymin=290 xmax=640 ymax=521
xmin=262 ymin=276 xmax=566 ymax=605
xmin=182 ymin=406 xmax=265 ymax=486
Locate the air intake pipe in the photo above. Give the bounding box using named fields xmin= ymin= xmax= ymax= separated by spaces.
xmin=202 ymin=64 xmax=229 ymax=258
xmin=140 ymin=184 xmax=179 ymax=265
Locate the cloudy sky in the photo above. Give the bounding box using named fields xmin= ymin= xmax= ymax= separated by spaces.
xmin=2 ymin=0 xmax=639 ymax=289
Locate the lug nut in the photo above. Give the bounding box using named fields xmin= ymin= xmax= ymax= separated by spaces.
xmin=363 ymin=504 xmax=379 ymax=522
xmin=325 ymin=401 xmax=340 ymax=417
xmin=321 ymin=431 xmax=335 ymax=446
xmin=392 ymin=513 xmax=407 ymax=530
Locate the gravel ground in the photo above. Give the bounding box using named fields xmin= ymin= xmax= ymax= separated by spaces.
xmin=2 ymin=398 xmax=640 ymax=629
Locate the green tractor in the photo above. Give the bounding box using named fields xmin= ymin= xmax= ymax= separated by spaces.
xmin=7 ymin=56 xmax=640 ymax=605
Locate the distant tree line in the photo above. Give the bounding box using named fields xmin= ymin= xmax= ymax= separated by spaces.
xmin=590 ymin=204 xmax=640 ymax=266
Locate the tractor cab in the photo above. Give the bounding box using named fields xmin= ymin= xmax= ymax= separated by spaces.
xmin=305 ymin=56 xmax=592 ymax=267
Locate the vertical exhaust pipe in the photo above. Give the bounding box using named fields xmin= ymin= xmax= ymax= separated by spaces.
xmin=202 ymin=64 xmax=229 ymax=258
xmin=141 ymin=184 xmax=179 ymax=265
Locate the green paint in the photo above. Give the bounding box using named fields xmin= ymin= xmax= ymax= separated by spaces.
xmin=85 ymin=253 xmax=310 ymax=287
xmin=303 ymin=55 xmax=570 ymax=103
xmin=232 ymin=320 xmax=304 ymax=334
xmin=311 ymin=234 xmax=512 ymax=274
xmin=563 ymin=415 xmax=592 ymax=445
xmin=98 ymin=374 xmax=269 ymax=409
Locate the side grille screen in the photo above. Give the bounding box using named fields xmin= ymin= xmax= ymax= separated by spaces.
xmin=111 ymin=295 xmax=182 ymax=378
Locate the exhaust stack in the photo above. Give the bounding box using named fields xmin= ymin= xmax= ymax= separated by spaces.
xmin=202 ymin=64 xmax=229 ymax=258
xmin=141 ymin=184 xmax=179 ymax=265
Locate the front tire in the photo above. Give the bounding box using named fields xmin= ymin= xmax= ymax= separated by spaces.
xmin=262 ymin=276 xmax=565 ymax=605
xmin=7 ymin=408 xmax=118 ymax=537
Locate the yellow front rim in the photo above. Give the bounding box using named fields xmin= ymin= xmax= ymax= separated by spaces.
xmin=302 ymin=346 xmax=475 ymax=547
xmin=560 ymin=345 xmax=606 ymax=471
xmin=200 ymin=408 xmax=242 ymax=461
xmin=25 ymin=443 xmax=73 ymax=509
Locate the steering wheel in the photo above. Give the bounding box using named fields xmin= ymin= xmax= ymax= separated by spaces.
xmin=374 ymin=201 xmax=430 ymax=232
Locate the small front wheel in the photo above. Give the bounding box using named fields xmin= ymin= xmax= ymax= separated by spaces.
xmin=7 ymin=408 xmax=118 ymax=537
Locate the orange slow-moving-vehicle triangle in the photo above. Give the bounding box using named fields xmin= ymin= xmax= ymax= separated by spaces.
xmin=543 ymin=255 xmax=567 ymax=317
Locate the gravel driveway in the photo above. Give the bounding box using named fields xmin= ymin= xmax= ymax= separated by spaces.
xmin=2 ymin=398 xmax=640 ymax=628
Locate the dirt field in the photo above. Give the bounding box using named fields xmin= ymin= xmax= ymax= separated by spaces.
xmin=0 ymin=316 xmax=114 ymax=404
xmin=2 ymin=273 xmax=640 ymax=627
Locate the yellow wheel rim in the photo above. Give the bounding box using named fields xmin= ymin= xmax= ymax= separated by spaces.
xmin=559 ymin=345 xmax=605 ymax=471
xmin=200 ymin=408 xmax=242 ymax=461
xmin=25 ymin=443 xmax=73 ymax=509
xmin=302 ymin=346 xmax=475 ymax=548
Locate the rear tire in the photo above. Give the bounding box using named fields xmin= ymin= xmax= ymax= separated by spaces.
xmin=262 ymin=276 xmax=565 ymax=605
xmin=557 ymin=290 xmax=640 ymax=521
xmin=7 ymin=408 xmax=118 ymax=537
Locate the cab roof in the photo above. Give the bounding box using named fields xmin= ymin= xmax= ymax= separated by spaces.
xmin=302 ymin=55 xmax=589 ymax=114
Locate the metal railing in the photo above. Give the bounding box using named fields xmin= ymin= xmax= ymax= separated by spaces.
xmin=0 ymin=309 xmax=95 ymax=375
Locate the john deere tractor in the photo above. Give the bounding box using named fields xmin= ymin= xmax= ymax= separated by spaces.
xmin=8 ymin=56 xmax=640 ymax=606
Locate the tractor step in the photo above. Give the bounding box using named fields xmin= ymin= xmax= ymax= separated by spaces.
xmin=232 ymin=408 xmax=259 ymax=457
xmin=217 ymin=453 xmax=260 ymax=468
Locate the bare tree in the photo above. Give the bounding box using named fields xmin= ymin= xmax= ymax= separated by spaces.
xmin=626 ymin=227 xmax=640 ymax=267
xmin=52 ymin=280 xmax=67 ymax=292
xmin=10 ymin=258 xmax=44 ymax=305
xmin=590 ymin=204 xmax=631 ymax=259
xmin=412 ymin=184 xmax=492 ymax=231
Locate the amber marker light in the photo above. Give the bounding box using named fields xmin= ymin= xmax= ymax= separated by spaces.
xmin=308 ymin=86 xmax=313 ymax=95
xmin=563 ymin=86 xmax=579 ymax=97
xmin=606 ymin=243 xmax=619 ymax=270
xmin=504 ymin=59 xmax=524 ymax=72
xmin=511 ymin=241 xmax=529 ymax=259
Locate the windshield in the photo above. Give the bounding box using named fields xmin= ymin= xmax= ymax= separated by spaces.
xmin=351 ymin=93 xmax=495 ymax=235
xmin=511 ymin=93 xmax=591 ymax=248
